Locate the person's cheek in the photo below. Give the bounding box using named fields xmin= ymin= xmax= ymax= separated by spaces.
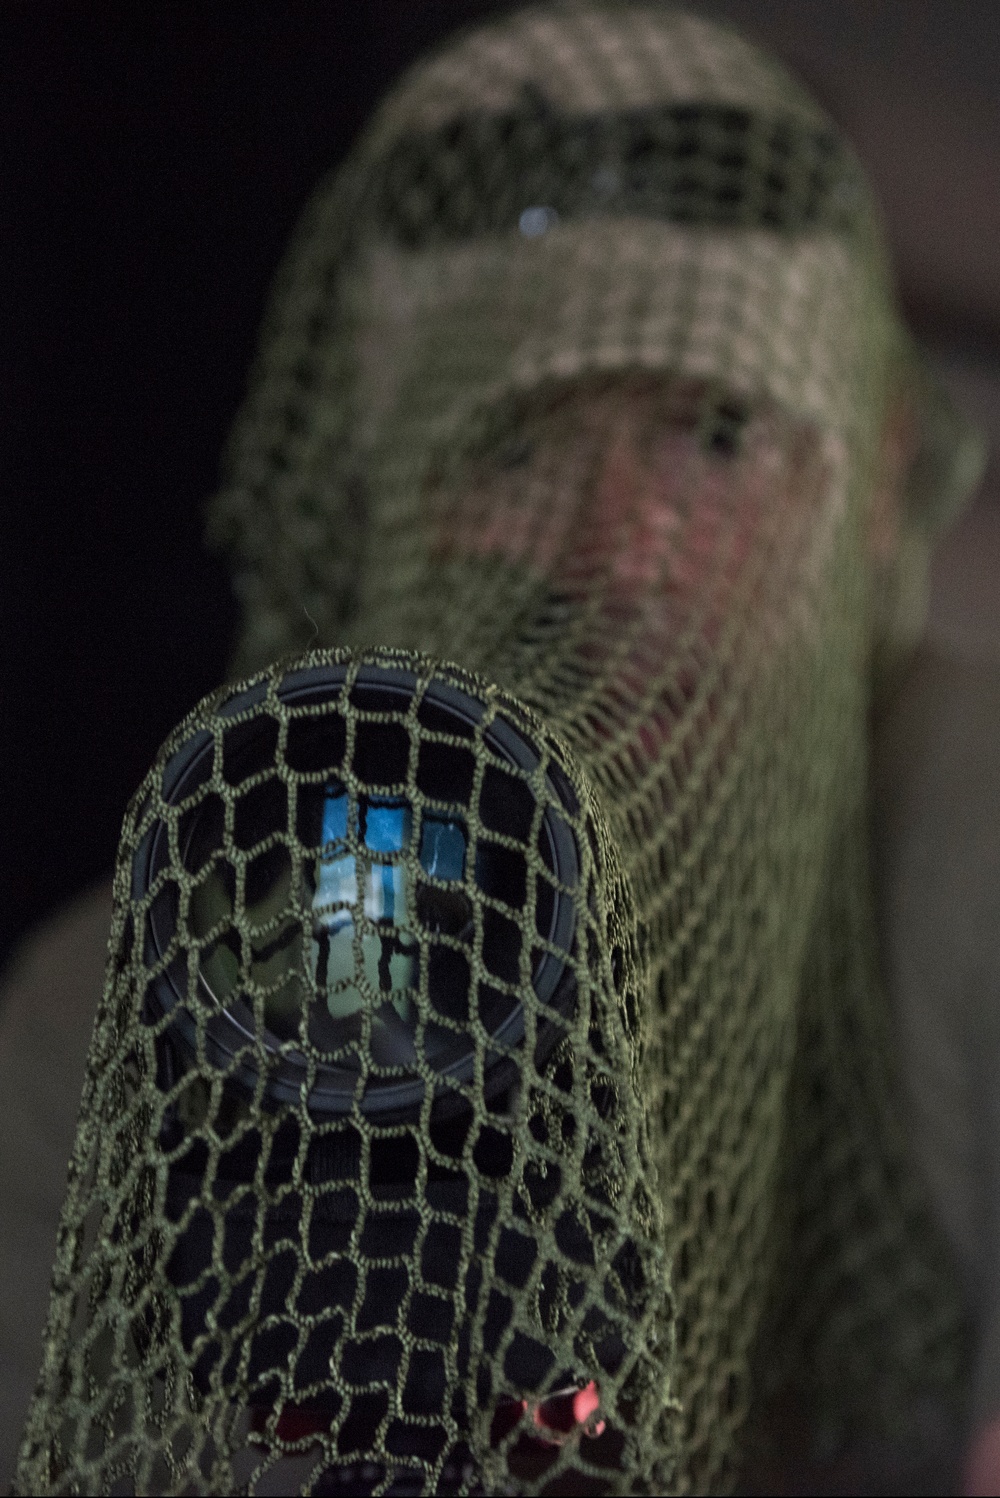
xmin=440 ymin=447 xmax=593 ymax=576
xmin=438 ymin=477 xmax=540 ymax=567
xmin=473 ymin=487 xmax=536 ymax=561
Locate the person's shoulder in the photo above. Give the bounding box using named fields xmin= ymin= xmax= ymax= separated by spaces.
xmin=873 ymin=644 xmax=1000 ymax=888
xmin=872 ymin=642 xmax=1000 ymax=1079
xmin=0 ymin=877 xmax=114 ymax=1070
xmin=0 ymin=878 xmax=115 ymax=1493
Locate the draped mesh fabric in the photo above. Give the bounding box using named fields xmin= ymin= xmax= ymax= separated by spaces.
xmin=14 ymin=5 xmax=985 ymax=1494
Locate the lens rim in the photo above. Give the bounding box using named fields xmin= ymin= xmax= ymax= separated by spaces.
xmin=137 ymin=662 xmax=579 ymax=1118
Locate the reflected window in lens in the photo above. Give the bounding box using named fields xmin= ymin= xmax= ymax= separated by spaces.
xmin=311 ymin=791 xmax=419 ymax=1025
xmin=191 ymin=784 xmax=472 ymax=1068
xmin=307 ymin=789 xmax=473 ymax=1075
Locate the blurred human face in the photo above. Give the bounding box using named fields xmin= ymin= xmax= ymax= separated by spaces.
xmin=431 ymin=375 xmax=835 ymax=751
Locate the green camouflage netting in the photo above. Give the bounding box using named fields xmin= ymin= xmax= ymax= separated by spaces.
xmin=13 ymin=4 xmax=986 ymax=1494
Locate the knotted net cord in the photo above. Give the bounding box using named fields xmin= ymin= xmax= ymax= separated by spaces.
xmin=15 ymin=5 xmax=984 ymax=1494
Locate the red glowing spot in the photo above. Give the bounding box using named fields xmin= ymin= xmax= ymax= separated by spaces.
xmin=572 ymin=1381 xmax=604 ymax=1433
xmin=492 ymin=1381 xmax=606 ymax=1446
xmin=249 ymin=1404 xmax=331 ymax=1443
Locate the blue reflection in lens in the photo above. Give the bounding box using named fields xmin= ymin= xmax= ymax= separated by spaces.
xmin=419 ymin=817 xmax=466 ymax=880
xmin=320 ymin=786 xmax=348 ymax=847
xmin=363 ymin=801 xmax=411 ymax=922
xmin=363 ymin=801 xmax=409 ymax=854
xmin=311 ymin=788 xmax=468 ymax=1027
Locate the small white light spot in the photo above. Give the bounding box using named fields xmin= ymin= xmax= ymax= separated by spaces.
xmin=519 ymin=205 xmax=559 ymax=237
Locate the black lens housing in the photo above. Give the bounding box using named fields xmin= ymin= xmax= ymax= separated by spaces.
xmin=136 ymin=662 xmax=580 ymax=1122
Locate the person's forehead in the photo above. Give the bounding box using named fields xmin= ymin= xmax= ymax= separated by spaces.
xmin=351 ymin=221 xmax=884 ymax=451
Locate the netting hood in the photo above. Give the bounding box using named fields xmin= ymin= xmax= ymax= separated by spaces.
xmin=206 ymin=0 xmax=979 ymax=683
xmin=15 ymin=5 xmax=985 ymax=1496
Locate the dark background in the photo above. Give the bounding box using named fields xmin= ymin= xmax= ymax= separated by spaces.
xmin=3 ymin=0 xmax=999 ymax=972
